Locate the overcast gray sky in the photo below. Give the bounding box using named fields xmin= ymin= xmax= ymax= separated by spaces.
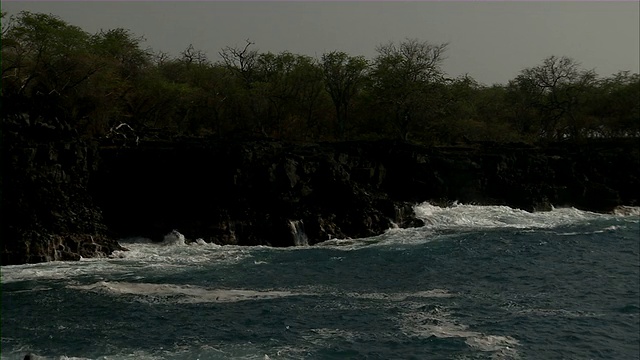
xmin=3 ymin=1 xmax=639 ymax=85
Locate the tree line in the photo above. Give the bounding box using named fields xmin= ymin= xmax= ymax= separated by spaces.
xmin=2 ymin=11 xmax=638 ymax=144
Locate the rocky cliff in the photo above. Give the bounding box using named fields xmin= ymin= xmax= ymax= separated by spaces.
xmin=91 ymin=140 xmax=424 ymax=247
xmin=1 ymin=115 xmax=124 ymax=265
xmin=2 ymin=116 xmax=638 ymax=264
xmin=91 ymin=138 xmax=639 ymax=248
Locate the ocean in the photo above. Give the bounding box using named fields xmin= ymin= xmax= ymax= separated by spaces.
xmin=2 ymin=203 xmax=639 ymax=360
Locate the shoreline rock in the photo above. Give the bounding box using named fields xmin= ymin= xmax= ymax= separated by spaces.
xmin=92 ymin=138 xmax=638 ymax=247
xmin=1 ymin=115 xmax=125 ymax=265
xmin=2 ymin=114 xmax=638 ymax=265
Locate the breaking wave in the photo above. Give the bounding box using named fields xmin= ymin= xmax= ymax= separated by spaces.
xmin=413 ymin=202 xmax=635 ymax=230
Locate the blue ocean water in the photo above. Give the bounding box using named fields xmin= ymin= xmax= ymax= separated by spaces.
xmin=2 ymin=204 xmax=639 ymax=360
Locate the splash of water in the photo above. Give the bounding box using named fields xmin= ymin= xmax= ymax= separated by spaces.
xmin=413 ymin=202 xmax=634 ymax=230
xmin=288 ymin=220 xmax=309 ymax=246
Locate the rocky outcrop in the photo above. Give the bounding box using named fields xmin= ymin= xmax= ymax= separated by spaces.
xmin=91 ymin=138 xmax=638 ymax=247
xmin=91 ymin=140 xmax=424 ymax=247
xmin=1 ymin=115 xmax=125 ymax=265
xmin=375 ymin=139 xmax=639 ymax=213
xmin=2 ymin=114 xmax=638 ymax=264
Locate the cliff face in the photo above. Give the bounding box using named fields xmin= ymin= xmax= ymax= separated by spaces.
xmin=91 ymin=140 xmax=423 ymax=247
xmin=1 ymin=116 xmax=124 ymax=265
xmin=376 ymin=140 xmax=639 ymax=212
xmin=2 ymin=118 xmax=638 ymax=265
xmin=91 ymin=138 xmax=639 ymax=247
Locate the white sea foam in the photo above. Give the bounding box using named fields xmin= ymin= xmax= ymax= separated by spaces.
xmin=2 ymin=205 xmax=635 ymax=284
xmin=109 ymin=233 xmax=250 ymax=266
xmin=0 ymin=261 xmax=122 ymax=284
xmin=465 ymin=335 xmax=521 ymax=359
xmin=399 ymin=304 xmax=520 ymax=359
xmin=613 ymin=205 xmax=640 ymax=216
xmin=414 ymin=202 xmax=623 ymax=230
xmin=313 ymin=202 xmax=637 ymax=251
xmin=161 ymin=230 xmax=186 ymax=245
xmin=1 ymin=238 xmax=250 ymax=283
xmin=68 ymin=281 xmax=308 ymax=304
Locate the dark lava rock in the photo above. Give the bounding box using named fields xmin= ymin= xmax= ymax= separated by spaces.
xmin=91 ymin=140 xmax=423 ymax=246
xmin=2 ymin=112 xmax=638 ymax=265
xmin=91 ymin=138 xmax=638 ymax=247
xmin=1 ymin=114 xmax=125 ymax=265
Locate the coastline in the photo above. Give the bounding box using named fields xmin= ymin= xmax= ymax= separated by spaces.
xmin=2 ymin=118 xmax=638 ymax=265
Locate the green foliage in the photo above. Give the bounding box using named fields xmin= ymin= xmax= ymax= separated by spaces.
xmin=321 ymin=51 xmax=369 ymax=139
xmin=2 ymin=12 xmax=638 ymax=144
xmin=586 ymin=71 xmax=640 ymax=137
xmin=370 ymin=39 xmax=448 ymax=141
xmin=509 ymin=56 xmax=597 ymax=139
xmin=2 ymin=12 xmax=97 ymax=120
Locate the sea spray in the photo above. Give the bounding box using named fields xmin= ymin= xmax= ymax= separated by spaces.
xmin=412 ymin=202 xmax=634 ymax=230
xmin=288 ymin=220 xmax=309 ymax=246
xmin=162 ymin=230 xmax=186 ymax=246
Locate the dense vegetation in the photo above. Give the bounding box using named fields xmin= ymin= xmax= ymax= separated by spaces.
xmin=2 ymin=11 xmax=638 ymax=144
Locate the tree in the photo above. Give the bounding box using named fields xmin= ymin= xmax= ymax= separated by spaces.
xmin=83 ymin=28 xmax=152 ymax=135
xmin=219 ymin=39 xmax=258 ymax=88
xmin=1 ymin=11 xmax=99 ymax=122
xmin=510 ymin=55 xmax=596 ymax=139
xmin=434 ymin=75 xmax=482 ymax=143
xmin=140 ymin=47 xmax=234 ymax=137
xmin=286 ymin=54 xmax=326 ymax=141
xmin=370 ymin=38 xmax=448 ymax=141
xmin=586 ymin=71 xmax=640 ymax=137
xmin=320 ymin=51 xmax=369 ymax=139
xmin=249 ymin=51 xmax=326 ymax=140
xmin=181 ymin=44 xmax=209 ymax=66
xmin=471 ymin=84 xmax=520 ymax=142
xmin=90 ymin=28 xmax=150 ymax=79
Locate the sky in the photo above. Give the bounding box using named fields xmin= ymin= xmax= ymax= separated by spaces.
xmin=2 ymin=1 xmax=639 ymax=85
